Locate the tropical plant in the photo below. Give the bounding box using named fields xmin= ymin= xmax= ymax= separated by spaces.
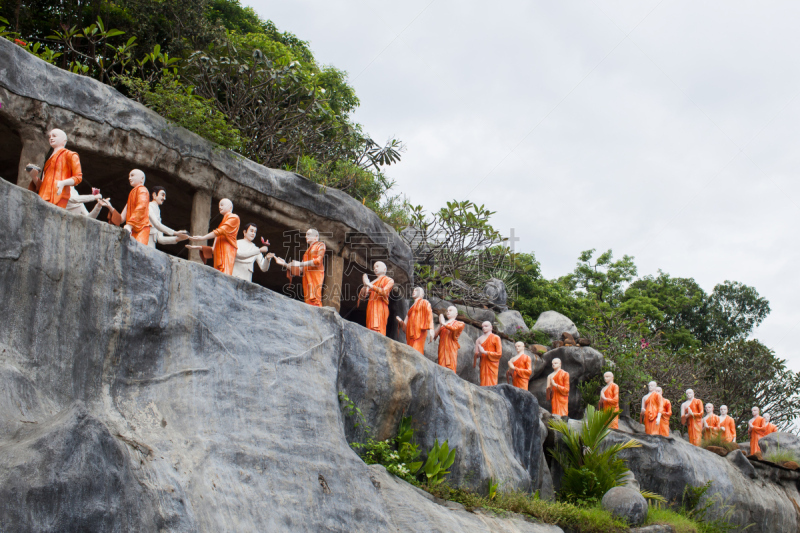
xmin=421 ymin=439 xmax=456 ymax=487
xmin=549 ymin=405 xmax=640 ymax=504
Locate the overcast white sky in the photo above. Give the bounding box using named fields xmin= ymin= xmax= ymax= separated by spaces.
xmin=255 ymin=0 xmax=800 ymax=370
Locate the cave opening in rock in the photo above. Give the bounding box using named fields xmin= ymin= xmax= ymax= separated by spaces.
xmin=0 ymin=118 xmax=23 ymax=183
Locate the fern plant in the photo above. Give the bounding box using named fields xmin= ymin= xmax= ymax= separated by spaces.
xmin=549 ymin=405 xmax=641 ymax=504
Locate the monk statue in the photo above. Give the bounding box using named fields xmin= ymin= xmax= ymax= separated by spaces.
xmin=599 ymin=371 xmax=620 ymax=429
xmin=187 ymin=198 xmax=240 ymax=275
xmin=147 ymin=186 xmax=188 ymax=248
xmin=232 ymin=223 xmax=271 ymax=282
xmin=396 ymin=287 xmax=434 ymax=353
xmin=117 ymin=169 xmax=151 ymax=245
xmin=473 ymin=321 xmax=502 ymax=386
xmin=748 ymin=406 xmax=767 ymax=456
xmin=681 ymin=389 xmax=704 ymax=446
xmin=640 ymin=381 xmax=663 ymax=435
xmin=272 ymin=229 xmax=326 ymax=306
xmin=361 ymin=261 xmax=395 ymax=335
xmin=718 ymin=405 xmax=736 ymax=443
xmin=434 ymin=306 xmax=464 ymax=373
xmin=26 ymin=128 xmax=82 ymax=208
xmin=702 ymin=403 xmax=721 ymax=441
xmin=763 ymin=414 xmax=778 ymax=440
xmin=66 ymin=188 xmax=103 ymax=219
xmin=546 ymin=358 xmax=570 ymax=417
xmin=507 ymin=342 xmax=533 ymax=391
xmin=656 ymin=387 xmax=671 ymax=437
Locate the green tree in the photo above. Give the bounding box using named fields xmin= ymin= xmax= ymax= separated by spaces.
xmin=702 ymin=281 xmax=770 ymax=344
xmin=564 ymin=249 xmax=637 ymax=311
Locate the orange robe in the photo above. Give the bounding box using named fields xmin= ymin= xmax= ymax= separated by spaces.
xmin=600 ymin=383 xmax=620 ymax=429
xmin=548 ymin=369 xmax=570 ymax=416
xmin=660 ymin=399 xmax=672 ymax=437
xmin=366 ymin=276 xmax=394 ymax=335
xmin=643 ymin=392 xmax=663 ymax=435
xmin=405 ymin=298 xmax=432 ymax=353
xmin=682 ymin=399 xmax=704 ymax=446
xmin=719 ymin=416 xmax=736 ymax=443
xmin=703 ymin=414 xmax=721 ymax=441
xmin=749 ymin=416 xmax=767 ymax=456
xmin=212 ymin=212 xmax=240 ymax=275
xmin=478 ymin=334 xmax=503 ymax=386
xmin=437 ymin=320 xmax=464 ymax=372
xmin=510 ymin=354 xmax=532 ymax=391
xmin=37 ymin=149 xmax=83 ymax=208
xmin=299 ymin=241 xmax=326 ymax=306
xmin=124 ymin=184 xmax=151 ymax=245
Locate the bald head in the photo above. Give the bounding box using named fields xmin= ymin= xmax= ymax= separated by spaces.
xmin=128 ymin=169 xmax=145 ymax=187
xmin=305 ymin=228 xmax=319 ymax=243
xmin=48 ymin=129 xmax=67 ymax=149
xmin=373 ymin=261 xmax=387 ymax=275
xmin=219 ymin=198 xmax=233 ymax=214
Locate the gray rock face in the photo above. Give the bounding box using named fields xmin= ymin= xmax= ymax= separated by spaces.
xmin=601 ymin=486 xmax=648 ymax=526
xmin=759 ymin=432 xmax=800 ymax=461
xmin=532 ymin=311 xmax=579 ymax=342
xmin=495 ymin=310 xmax=529 ymax=336
xmin=603 ymin=431 xmax=800 ymax=532
xmin=484 ymin=278 xmax=508 ymax=311
xmin=0 ymin=179 xmax=551 ymax=532
xmin=529 ymin=347 xmax=604 ymax=417
xmin=630 ymin=526 xmax=676 ymax=533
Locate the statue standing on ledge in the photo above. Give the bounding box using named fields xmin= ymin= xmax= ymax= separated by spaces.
xmin=118 ymin=170 xmax=150 ymax=245
xmin=362 ymin=261 xmax=394 ymax=335
xmin=147 ymin=186 xmax=188 ymax=247
xmin=273 ymin=229 xmax=326 ymax=306
xmin=396 ymin=287 xmax=433 ymax=354
xmin=599 ymin=371 xmax=619 ymax=429
xmin=434 ymin=306 xmax=464 ymax=373
xmin=26 ymin=128 xmax=82 ymax=208
xmin=748 ymin=406 xmax=767 ymax=456
xmin=187 ymin=198 xmax=240 ymax=275
xmin=546 ymin=358 xmax=570 ymax=417
xmin=763 ymin=413 xmax=778 ymax=436
xmin=640 ymin=381 xmax=662 ymax=435
xmin=473 ymin=321 xmax=502 ymax=386
xmin=681 ymin=389 xmax=704 ymax=446
xmin=657 ymin=387 xmax=671 ymax=437
xmin=507 ymin=342 xmax=532 ymax=391
xmin=233 ymin=223 xmax=271 ymax=282
xmin=702 ymin=403 xmax=721 ymax=441
xmin=718 ymin=405 xmax=736 ymax=443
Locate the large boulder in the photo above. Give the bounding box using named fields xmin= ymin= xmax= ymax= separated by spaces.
xmin=495 ymin=310 xmax=529 ymax=336
xmin=603 ymin=431 xmax=800 ymax=532
xmin=532 ymin=311 xmax=579 ymax=342
xmin=484 ymin=278 xmax=508 ymax=311
xmin=759 ymin=432 xmax=800 ymax=461
xmin=601 ymin=486 xmax=648 ymax=526
xmin=529 ymin=347 xmax=604 ymax=417
xmin=0 ymin=178 xmax=556 ymax=532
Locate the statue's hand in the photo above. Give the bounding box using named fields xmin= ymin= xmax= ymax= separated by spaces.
xmin=259 ymin=246 xmax=269 ymax=254
xmin=362 ymin=273 xmax=370 ymax=286
xmin=56 ymin=180 xmax=65 ymax=195
xmin=176 ymin=233 xmax=189 ymax=242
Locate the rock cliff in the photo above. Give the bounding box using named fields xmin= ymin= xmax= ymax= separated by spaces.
xmin=0 ymin=178 xmax=557 ymax=532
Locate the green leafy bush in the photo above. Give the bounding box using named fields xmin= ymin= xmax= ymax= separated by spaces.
xmin=421 ymin=439 xmax=456 ymax=486
xmin=549 ymin=405 xmax=640 ymax=504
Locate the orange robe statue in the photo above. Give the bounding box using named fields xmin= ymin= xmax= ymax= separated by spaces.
xmin=643 ymin=392 xmax=663 ymax=435
xmin=548 ymin=369 xmax=570 ymax=416
xmin=366 ymin=276 xmax=394 ymax=335
xmin=212 ymin=212 xmax=240 ymax=275
xmin=405 ymin=298 xmax=432 ymax=354
xmin=683 ymin=399 xmax=704 ymax=446
xmin=660 ymin=398 xmax=672 ymax=437
xmin=600 ymin=383 xmax=620 ymax=430
xmin=511 ymin=354 xmax=532 ymax=390
xmin=765 ymin=422 xmax=778 ymax=435
xmin=479 ymin=334 xmax=503 ymax=386
xmin=437 ymin=321 xmax=464 ymax=372
xmin=703 ymin=414 xmax=721 ymax=441
xmin=37 ymin=149 xmax=83 ymax=208
xmin=720 ymin=416 xmax=736 ymax=443
xmin=288 ymin=241 xmax=326 ymax=307
xmin=125 ymin=184 xmax=151 ymax=245
xmin=749 ymin=416 xmax=767 ymax=456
